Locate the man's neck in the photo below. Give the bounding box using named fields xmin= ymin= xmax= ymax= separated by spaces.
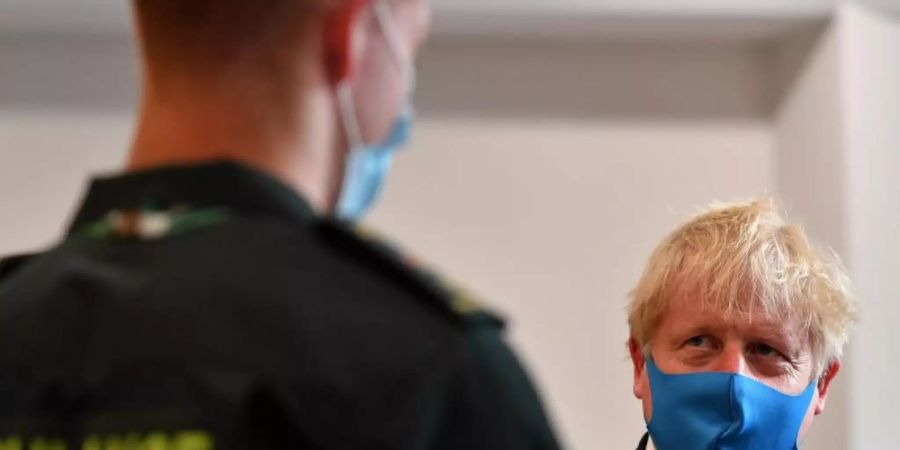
xmin=128 ymin=82 xmax=343 ymax=213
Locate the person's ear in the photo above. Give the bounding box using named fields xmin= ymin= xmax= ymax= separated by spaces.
xmin=815 ymin=360 xmax=841 ymax=415
xmin=629 ymin=338 xmax=647 ymax=399
xmin=323 ymin=0 xmax=371 ymax=84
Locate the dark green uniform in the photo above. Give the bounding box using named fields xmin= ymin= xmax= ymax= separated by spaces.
xmin=0 ymin=162 xmax=561 ymax=450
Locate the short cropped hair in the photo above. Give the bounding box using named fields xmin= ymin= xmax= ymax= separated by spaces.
xmin=132 ymin=0 xmax=331 ymax=73
xmin=627 ymin=198 xmax=857 ymax=377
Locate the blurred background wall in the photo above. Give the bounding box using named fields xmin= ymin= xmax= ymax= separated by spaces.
xmin=2 ymin=1 xmax=899 ymax=449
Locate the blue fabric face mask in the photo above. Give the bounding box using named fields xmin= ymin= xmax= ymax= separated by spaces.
xmin=335 ymin=0 xmax=415 ymax=221
xmin=335 ymin=107 xmax=412 ymax=220
xmin=646 ymin=358 xmax=817 ymax=450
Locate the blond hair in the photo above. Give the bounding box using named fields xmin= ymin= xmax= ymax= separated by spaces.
xmin=627 ymin=198 xmax=856 ymax=377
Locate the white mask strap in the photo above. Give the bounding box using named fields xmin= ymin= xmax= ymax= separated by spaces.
xmin=336 ymin=81 xmax=364 ymax=150
xmin=372 ymin=0 xmax=410 ymax=71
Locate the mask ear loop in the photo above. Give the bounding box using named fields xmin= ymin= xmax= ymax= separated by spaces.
xmin=373 ymin=1 xmax=408 ymax=69
xmin=337 ymin=81 xmax=365 ymax=152
xmin=372 ymin=1 xmax=416 ymax=96
xmin=337 ymin=0 xmax=410 ymax=153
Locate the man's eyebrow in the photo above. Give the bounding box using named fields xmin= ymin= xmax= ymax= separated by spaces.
xmin=672 ymin=323 xmax=728 ymax=338
xmin=747 ymin=323 xmax=803 ymax=348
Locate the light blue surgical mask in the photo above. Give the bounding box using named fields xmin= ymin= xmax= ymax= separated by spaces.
xmin=335 ymin=0 xmax=415 ymax=221
xmin=646 ymin=358 xmax=817 ymax=450
xmin=335 ymin=106 xmax=413 ymax=220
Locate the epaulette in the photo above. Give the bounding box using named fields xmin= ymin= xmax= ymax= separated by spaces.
xmin=0 ymin=253 xmax=37 ymax=282
xmin=317 ymin=219 xmax=505 ymax=328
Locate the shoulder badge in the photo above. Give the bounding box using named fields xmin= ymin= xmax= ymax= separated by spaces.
xmin=81 ymin=207 xmax=233 ymax=240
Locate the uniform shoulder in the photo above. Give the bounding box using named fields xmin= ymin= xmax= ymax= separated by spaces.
xmin=314 ymin=218 xmax=505 ymax=329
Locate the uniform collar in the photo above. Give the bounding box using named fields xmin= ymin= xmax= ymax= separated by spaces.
xmin=67 ymin=161 xmax=318 ymax=236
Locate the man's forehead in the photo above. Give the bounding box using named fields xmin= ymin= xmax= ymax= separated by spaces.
xmin=663 ymin=295 xmax=804 ymax=339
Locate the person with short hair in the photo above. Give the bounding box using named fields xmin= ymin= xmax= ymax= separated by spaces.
xmin=626 ymin=199 xmax=856 ymax=450
xmin=0 ymin=1 xmax=561 ymax=448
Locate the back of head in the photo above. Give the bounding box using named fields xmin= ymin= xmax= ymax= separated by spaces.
xmin=128 ymin=0 xmax=430 ymax=214
xmin=132 ymin=0 xmax=332 ymax=85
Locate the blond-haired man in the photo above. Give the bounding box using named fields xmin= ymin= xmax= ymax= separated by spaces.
xmin=627 ymin=199 xmax=856 ymax=450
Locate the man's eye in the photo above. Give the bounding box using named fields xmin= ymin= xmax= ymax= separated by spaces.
xmin=750 ymin=343 xmax=782 ymax=358
xmin=685 ymin=336 xmax=710 ymax=348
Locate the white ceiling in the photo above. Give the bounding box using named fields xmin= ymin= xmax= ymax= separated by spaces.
xmin=0 ymin=0 xmax=837 ymax=39
xmin=434 ymin=0 xmax=835 ymax=17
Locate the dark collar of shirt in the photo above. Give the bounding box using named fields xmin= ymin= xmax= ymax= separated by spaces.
xmin=67 ymin=160 xmax=318 ymax=236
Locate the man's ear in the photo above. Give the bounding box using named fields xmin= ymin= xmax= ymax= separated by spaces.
xmin=323 ymin=0 xmax=370 ymax=83
xmin=629 ymin=338 xmax=647 ymax=399
xmin=815 ymin=360 xmax=841 ymax=415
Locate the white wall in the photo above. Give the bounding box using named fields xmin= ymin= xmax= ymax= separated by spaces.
xmin=773 ymin=21 xmax=850 ymax=450
xmin=417 ymin=38 xmax=772 ymax=120
xmin=0 ymin=112 xmax=130 ymax=253
xmin=773 ymin=5 xmax=900 ymax=449
xmin=841 ymin=5 xmax=900 ymax=450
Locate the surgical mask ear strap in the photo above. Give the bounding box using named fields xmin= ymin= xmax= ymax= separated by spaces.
xmin=337 ymin=81 xmax=364 ymax=150
xmin=337 ymin=1 xmax=411 ymax=151
xmin=372 ymin=0 xmax=409 ymax=69
xmin=373 ymin=1 xmax=418 ymax=91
